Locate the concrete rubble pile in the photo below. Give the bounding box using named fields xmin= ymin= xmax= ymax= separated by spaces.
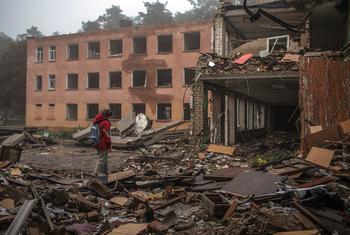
xmin=1 ymin=120 xmax=350 ymax=234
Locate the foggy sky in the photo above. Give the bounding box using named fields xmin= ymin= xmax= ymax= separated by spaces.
xmin=0 ymin=0 xmax=192 ymax=39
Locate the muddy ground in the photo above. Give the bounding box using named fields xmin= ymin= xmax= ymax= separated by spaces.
xmin=20 ymin=143 xmax=135 ymax=173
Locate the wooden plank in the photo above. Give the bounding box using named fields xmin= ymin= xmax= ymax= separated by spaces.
xmin=1 ymin=134 xmax=25 ymax=147
xmin=340 ymin=119 xmax=350 ymax=136
xmin=223 ymin=200 xmax=239 ymax=220
xmin=309 ymin=126 xmax=322 ymax=134
xmin=207 ymin=144 xmax=235 ymax=156
xmin=107 ymin=223 xmax=148 ymax=235
xmin=305 ymin=147 xmax=334 ymax=168
xmin=273 ymin=230 xmax=319 ymax=235
xmin=141 ymin=120 xmax=186 ymax=137
xmin=107 ymin=170 xmax=135 ymax=183
xmin=297 ymin=176 xmax=334 ymax=188
xmin=304 ymin=126 xmax=341 ymax=150
xmin=72 ymin=126 xmax=91 ymax=140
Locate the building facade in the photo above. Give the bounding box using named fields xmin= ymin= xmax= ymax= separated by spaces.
xmin=26 ymin=21 xmax=212 ymax=128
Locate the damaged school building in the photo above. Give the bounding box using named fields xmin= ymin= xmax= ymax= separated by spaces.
xmin=192 ymin=0 xmax=350 ymax=147
xmin=26 ymin=20 xmax=212 ymax=128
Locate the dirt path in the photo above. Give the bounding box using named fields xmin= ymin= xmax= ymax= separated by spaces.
xmin=20 ymin=144 xmax=134 ymax=173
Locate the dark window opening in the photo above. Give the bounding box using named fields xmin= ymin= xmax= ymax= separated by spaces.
xmin=184 ymin=68 xmax=196 ymax=85
xmin=110 ymin=39 xmax=123 ymax=55
xmin=110 ymin=103 xmax=122 ymax=120
xmin=133 ymin=37 xmax=147 ymax=54
xmin=158 ymin=34 xmax=172 ymax=53
xmin=157 ymin=103 xmax=171 ymax=120
xmin=35 ymin=75 xmax=42 ymax=90
xmin=157 ymin=69 xmax=172 ymax=87
xmin=184 ymin=32 xmax=200 ymax=51
xmin=88 ymin=41 xmax=100 ymax=59
xmin=35 ymin=104 xmax=42 ymax=108
xmin=66 ymin=104 xmax=78 ymax=120
xmin=49 ymin=103 xmax=55 ymax=108
xmin=67 ymin=74 xmax=78 ymax=89
xmin=109 ymin=71 xmax=122 ymax=88
xmin=132 ymin=103 xmax=146 ymax=115
xmin=68 ymin=44 xmax=79 ymax=59
xmin=184 ymin=103 xmax=191 ymax=120
xmin=133 ymin=70 xmax=146 ymax=87
xmin=87 ymin=103 xmax=99 ymax=119
xmin=87 ymin=72 xmax=99 ymax=89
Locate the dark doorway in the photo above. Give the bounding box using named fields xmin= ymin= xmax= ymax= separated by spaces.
xmin=271 ymin=105 xmax=299 ymax=132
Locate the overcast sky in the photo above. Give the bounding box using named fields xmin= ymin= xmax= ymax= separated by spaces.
xmin=0 ymin=0 xmax=192 ymax=39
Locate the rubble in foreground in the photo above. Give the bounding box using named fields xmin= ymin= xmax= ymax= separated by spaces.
xmin=1 ymin=122 xmax=350 ymax=235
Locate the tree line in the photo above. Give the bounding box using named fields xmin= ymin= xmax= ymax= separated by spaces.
xmin=0 ymin=0 xmax=219 ymax=119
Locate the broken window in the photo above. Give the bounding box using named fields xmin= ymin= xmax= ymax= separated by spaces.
xmin=66 ymin=104 xmax=78 ymax=120
xmin=267 ymin=35 xmax=289 ymax=53
xmin=109 ymin=39 xmax=123 ymax=56
xmin=36 ymin=47 xmax=43 ymax=62
xmin=48 ymin=45 xmax=56 ymax=61
xmin=67 ymin=44 xmax=79 ymax=60
xmin=87 ymin=72 xmax=99 ymax=89
xmin=184 ymin=68 xmax=196 ymax=85
xmin=157 ymin=69 xmax=172 ymax=87
xmin=184 ymin=103 xmax=191 ymax=120
xmin=184 ymin=32 xmax=200 ymax=51
xmin=157 ymin=103 xmax=171 ymax=120
xmin=109 ymin=103 xmax=122 ymax=120
xmin=158 ymin=34 xmax=172 ymax=53
xmin=67 ymin=73 xmax=78 ymax=90
xmin=87 ymin=41 xmax=100 ymax=59
xmin=109 ymin=71 xmax=122 ymax=88
xmin=35 ymin=75 xmax=42 ymax=90
xmin=132 ymin=70 xmax=146 ymax=87
xmin=49 ymin=103 xmax=55 ymax=108
xmin=48 ymin=74 xmax=56 ymax=90
xmin=87 ymin=103 xmax=99 ymax=119
xmin=236 ymin=98 xmax=246 ymax=131
xmin=133 ymin=37 xmax=147 ymax=54
xmin=132 ymin=103 xmax=146 ymax=115
xmin=35 ymin=104 xmax=42 ymax=108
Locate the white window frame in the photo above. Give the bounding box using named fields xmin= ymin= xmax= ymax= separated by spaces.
xmin=66 ymin=73 xmax=79 ymax=90
xmin=48 ymin=45 xmax=56 ymax=61
xmin=67 ymin=44 xmax=79 ymax=60
xmin=109 ymin=71 xmax=122 ymax=88
xmin=36 ymin=47 xmax=43 ymax=62
xmin=48 ymin=74 xmax=56 ymax=90
xmin=87 ymin=41 xmax=100 ymax=59
xmin=267 ymin=35 xmax=289 ymax=54
xmin=66 ymin=104 xmax=78 ymax=120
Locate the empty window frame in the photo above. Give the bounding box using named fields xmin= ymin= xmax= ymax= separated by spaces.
xmin=35 ymin=104 xmax=42 ymax=108
xmin=109 ymin=71 xmax=122 ymax=88
xmin=133 ymin=37 xmax=147 ymax=54
xmin=157 ymin=103 xmax=171 ymax=120
xmin=87 ymin=103 xmax=99 ymax=119
xmin=49 ymin=103 xmax=55 ymax=108
xmin=67 ymin=44 xmax=79 ymax=59
xmin=66 ymin=104 xmax=78 ymax=120
xmin=132 ymin=103 xmax=146 ymax=115
xmin=109 ymin=39 xmax=123 ymax=56
xmin=236 ymin=98 xmax=246 ymax=131
xmin=184 ymin=103 xmax=191 ymax=120
xmin=67 ymin=73 xmax=78 ymax=90
xmin=87 ymin=41 xmax=100 ymax=59
xmin=36 ymin=47 xmax=43 ymax=62
xmin=35 ymin=75 xmax=42 ymax=90
xmin=267 ymin=35 xmax=289 ymax=54
xmin=109 ymin=103 xmax=122 ymax=120
xmin=132 ymin=70 xmax=146 ymax=87
xmin=157 ymin=69 xmax=172 ymax=87
xmin=87 ymin=72 xmax=99 ymax=89
xmin=157 ymin=34 xmax=172 ymax=53
xmin=48 ymin=74 xmax=56 ymax=90
xmin=184 ymin=68 xmax=196 ymax=85
xmin=48 ymin=46 xmax=56 ymax=61
xmin=184 ymin=32 xmax=200 ymax=51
